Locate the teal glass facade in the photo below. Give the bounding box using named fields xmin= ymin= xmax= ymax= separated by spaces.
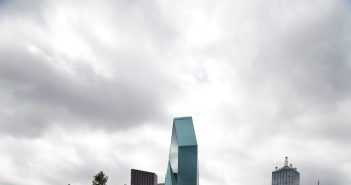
xmin=165 ymin=117 xmax=198 ymax=185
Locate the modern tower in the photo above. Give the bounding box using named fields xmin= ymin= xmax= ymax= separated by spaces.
xmin=131 ymin=169 xmax=158 ymax=185
xmin=165 ymin=116 xmax=198 ymax=185
xmin=272 ymin=157 xmax=300 ymax=185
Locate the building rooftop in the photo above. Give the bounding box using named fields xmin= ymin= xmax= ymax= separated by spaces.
xmin=273 ymin=156 xmax=299 ymax=173
xmin=173 ymin=116 xmax=197 ymax=146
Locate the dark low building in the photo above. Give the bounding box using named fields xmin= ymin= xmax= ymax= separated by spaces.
xmin=131 ymin=169 xmax=157 ymax=185
xmin=272 ymin=157 xmax=300 ymax=185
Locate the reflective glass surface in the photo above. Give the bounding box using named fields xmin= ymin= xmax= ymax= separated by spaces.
xmin=165 ymin=116 xmax=198 ymax=185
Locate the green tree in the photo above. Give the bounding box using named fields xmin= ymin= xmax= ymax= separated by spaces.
xmin=92 ymin=171 xmax=108 ymax=185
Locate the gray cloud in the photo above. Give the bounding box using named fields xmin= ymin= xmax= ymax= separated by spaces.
xmin=0 ymin=0 xmax=181 ymax=138
xmin=0 ymin=0 xmax=351 ymax=185
xmin=205 ymin=0 xmax=351 ymax=138
xmin=0 ymin=43 xmax=176 ymax=137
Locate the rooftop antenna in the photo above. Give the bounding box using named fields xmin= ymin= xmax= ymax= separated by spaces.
xmin=284 ymin=156 xmax=288 ymax=166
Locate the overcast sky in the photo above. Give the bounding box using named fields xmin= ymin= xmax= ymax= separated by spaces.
xmin=0 ymin=0 xmax=351 ymax=185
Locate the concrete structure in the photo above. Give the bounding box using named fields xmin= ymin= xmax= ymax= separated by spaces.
xmin=165 ymin=116 xmax=198 ymax=185
xmin=131 ymin=169 xmax=157 ymax=185
xmin=272 ymin=157 xmax=300 ymax=185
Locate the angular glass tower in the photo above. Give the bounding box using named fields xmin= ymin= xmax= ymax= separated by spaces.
xmin=165 ymin=116 xmax=198 ymax=185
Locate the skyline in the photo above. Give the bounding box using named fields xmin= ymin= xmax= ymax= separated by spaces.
xmin=0 ymin=0 xmax=351 ymax=185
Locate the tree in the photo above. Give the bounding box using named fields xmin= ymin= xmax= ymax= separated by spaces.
xmin=92 ymin=171 xmax=108 ymax=185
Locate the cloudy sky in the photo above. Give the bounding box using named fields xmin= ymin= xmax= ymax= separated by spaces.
xmin=1 ymin=0 xmax=351 ymax=185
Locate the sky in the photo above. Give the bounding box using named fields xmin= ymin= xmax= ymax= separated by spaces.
xmin=0 ymin=0 xmax=350 ymax=185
